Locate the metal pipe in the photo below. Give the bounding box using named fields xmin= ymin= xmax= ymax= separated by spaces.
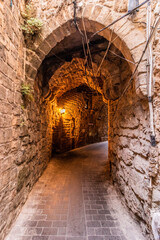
xmin=147 ymin=1 xmax=156 ymax=147
xmin=112 ymin=16 xmax=160 ymax=121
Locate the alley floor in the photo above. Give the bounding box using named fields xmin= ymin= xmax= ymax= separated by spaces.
xmin=5 ymin=142 xmax=146 ymax=240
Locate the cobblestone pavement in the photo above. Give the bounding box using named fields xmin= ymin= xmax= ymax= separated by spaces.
xmin=5 ymin=142 xmax=145 ymax=240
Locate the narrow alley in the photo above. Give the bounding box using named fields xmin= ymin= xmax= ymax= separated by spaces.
xmin=5 ymin=142 xmax=145 ymax=240
xmin=0 ymin=1 xmax=160 ymax=240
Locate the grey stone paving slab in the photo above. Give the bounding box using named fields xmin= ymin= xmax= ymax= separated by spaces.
xmin=5 ymin=142 xmax=146 ymax=240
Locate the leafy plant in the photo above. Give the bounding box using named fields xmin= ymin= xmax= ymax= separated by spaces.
xmin=21 ymin=83 xmax=34 ymax=102
xmin=20 ymin=118 xmax=26 ymax=127
xmin=21 ymin=4 xmax=43 ymax=36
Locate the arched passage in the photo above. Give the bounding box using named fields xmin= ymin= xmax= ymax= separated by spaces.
xmin=21 ymin=1 xmax=154 ymax=231
xmin=25 ymin=7 xmax=147 ymax=97
xmin=33 ymin=23 xmax=133 ymax=153
xmin=23 ymin=12 xmax=151 ymax=236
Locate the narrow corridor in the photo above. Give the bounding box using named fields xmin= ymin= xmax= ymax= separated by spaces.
xmin=6 ymin=142 xmax=145 ymax=240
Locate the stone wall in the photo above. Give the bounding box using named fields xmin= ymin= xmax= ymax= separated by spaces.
xmin=107 ymin=3 xmax=160 ymax=238
xmin=0 ymin=1 xmax=53 ymax=239
xmin=152 ymin=7 xmax=160 ymax=227
xmin=0 ymin=1 xmax=25 ymax=238
xmin=109 ymin=88 xmax=152 ymax=236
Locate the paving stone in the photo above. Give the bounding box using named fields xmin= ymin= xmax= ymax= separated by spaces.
xmin=57 ymin=227 xmax=67 ymax=235
xmin=31 ymin=214 xmax=47 ymax=221
xmin=95 ymin=227 xmax=111 ymax=236
xmin=91 ymin=205 xmax=103 ymax=210
xmin=101 ymin=221 xmax=116 ymax=227
xmin=87 ymin=227 xmax=95 ymax=235
xmin=37 ymin=221 xmax=52 ymax=228
xmin=104 ymin=237 xmax=121 ymax=240
xmin=66 ymin=237 xmax=87 ymax=240
xmin=110 ymin=228 xmax=124 ymax=236
xmin=93 ymin=215 xmax=106 ymax=221
xmin=52 ymin=221 xmax=67 ymax=227
xmin=88 ymin=236 xmax=104 ymax=240
xmin=17 ymin=237 xmax=32 ymax=240
xmin=41 ymin=227 xmax=58 ymax=235
xmin=98 ymin=210 xmax=111 ymax=214
xmin=47 ymin=215 xmax=61 ymax=220
xmin=24 ymin=227 xmax=43 ymax=235
xmin=32 ymin=236 xmax=49 ymax=240
xmin=86 ymin=210 xmax=98 ymax=215
xmin=87 ymin=221 xmax=101 ymax=227
xmin=49 ymin=237 xmax=66 ymax=240
xmin=22 ymin=221 xmax=38 ymax=228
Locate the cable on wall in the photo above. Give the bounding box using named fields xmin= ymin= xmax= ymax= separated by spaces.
xmin=112 ymin=15 xmax=160 ymax=124
xmin=89 ymin=0 xmax=150 ymax=41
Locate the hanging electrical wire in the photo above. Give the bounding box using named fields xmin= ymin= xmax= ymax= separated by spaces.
xmin=95 ymin=18 xmax=131 ymax=77
xmin=108 ymin=50 xmax=135 ymax=65
xmin=89 ymin=0 xmax=150 ymax=42
xmin=112 ymin=15 xmax=160 ymax=126
xmin=95 ymin=30 xmax=114 ymax=77
xmin=121 ymin=16 xmax=160 ymax=100
xmin=73 ymin=0 xmax=94 ymax=89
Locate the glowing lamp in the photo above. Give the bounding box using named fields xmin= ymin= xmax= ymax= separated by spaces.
xmin=60 ymin=108 xmax=65 ymax=114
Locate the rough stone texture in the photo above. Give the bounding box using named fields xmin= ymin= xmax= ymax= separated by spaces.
xmin=0 ymin=0 xmax=160 ymax=240
xmin=0 ymin=1 xmax=52 ymax=239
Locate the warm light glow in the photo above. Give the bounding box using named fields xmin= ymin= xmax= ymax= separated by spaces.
xmin=60 ymin=108 xmax=65 ymax=114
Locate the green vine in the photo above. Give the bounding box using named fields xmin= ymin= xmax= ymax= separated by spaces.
xmin=21 ymin=5 xmax=43 ymax=36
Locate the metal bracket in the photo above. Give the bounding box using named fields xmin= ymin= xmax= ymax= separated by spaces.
xmin=148 ymin=96 xmax=152 ymax=102
xmin=150 ymin=135 xmax=156 ymax=147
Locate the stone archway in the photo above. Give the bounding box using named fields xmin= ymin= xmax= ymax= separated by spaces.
xmin=23 ymin=3 xmax=153 ymax=236
xmin=25 ymin=3 xmax=147 ymax=98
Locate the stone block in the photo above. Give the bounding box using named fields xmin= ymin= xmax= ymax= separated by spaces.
xmin=130 ymin=169 xmax=149 ymax=201
xmin=17 ymin=167 xmax=30 ymax=192
xmin=26 ymin=49 xmax=42 ymax=68
xmin=152 ymin=188 xmax=160 ymax=203
xmin=152 ymin=213 xmax=160 ymax=240
xmin=89 ymin=5 xmax=103 ymax=21
xmin=25 ymin=63 xmax=37 ymax=80
xmin=0 ymin=43 xmax=6 ymax=61
xmin=0 ymin=84 xmax=7 ymax=100
xmin=134 ymin=155 xmax=149 ymax=174
xmin=119 ymin=115 xmax=139 ymax=129
xmin=38 ymin=39 xmax=52 ymax=56
xmin=45 ymin=32 xmax=57 ymax=49
xmin=83 ymin=4 xmax=95 ymax=19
